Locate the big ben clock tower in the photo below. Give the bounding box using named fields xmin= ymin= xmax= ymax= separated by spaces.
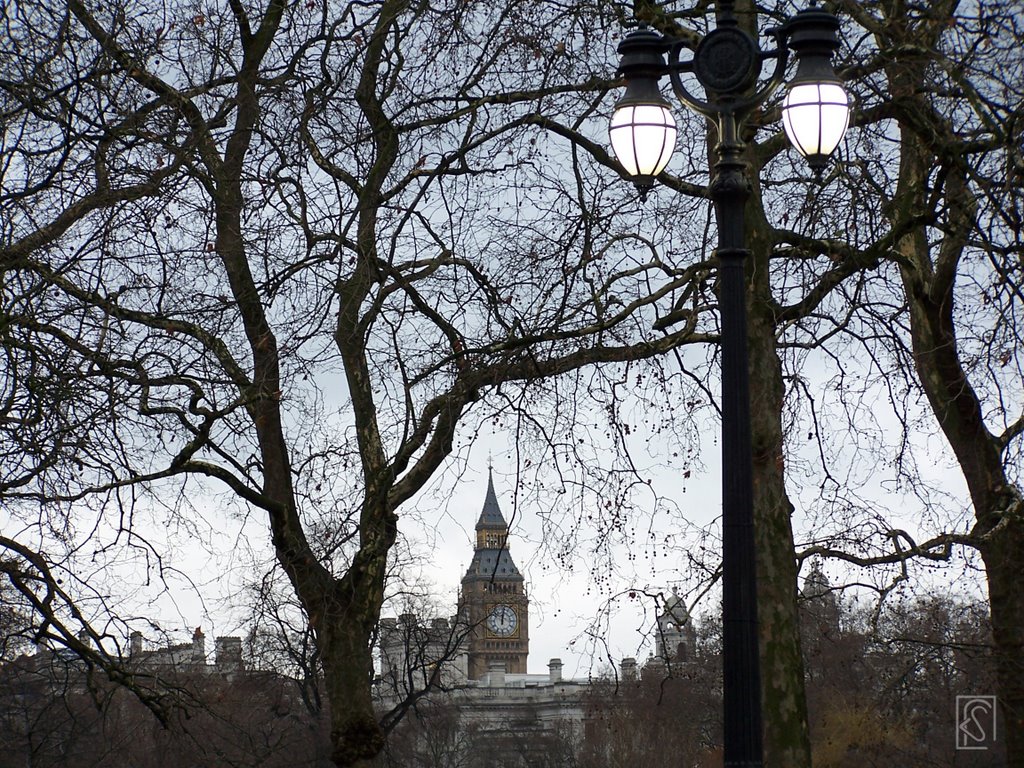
xmin=460 ymin=471 xmax=529 ymax=678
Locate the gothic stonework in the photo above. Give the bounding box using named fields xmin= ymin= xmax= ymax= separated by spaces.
xmin=459 ymin=470 xmax=529 ymax=678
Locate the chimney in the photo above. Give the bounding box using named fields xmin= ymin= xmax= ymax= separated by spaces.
xmin=130 ymin=631 xmax=143 ymax=657
xmin=548 ymin=658 xmax=563 ymax=683
xmin=620 ymin=657 xmax=637 ymax=681
xmin=488 ymin=661 xmax=506 ymax=687
xmin=191 ymin=627 xmax=205 ymax=663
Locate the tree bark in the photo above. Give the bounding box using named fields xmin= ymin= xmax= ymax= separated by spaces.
xmin=746 ymin=169 xmax=813 ymax=768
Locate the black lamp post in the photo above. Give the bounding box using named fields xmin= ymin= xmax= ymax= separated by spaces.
xmin=609 ymin=3 xmax=849 ymax=767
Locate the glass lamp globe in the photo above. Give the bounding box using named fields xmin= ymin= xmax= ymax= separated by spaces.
xmin=609 ymin=102 xmax=677 ymax=179
xmin=780 ymin=5 xmax=851 ymax=175
xmin=782 ymin=82 xmax=850 ymax=174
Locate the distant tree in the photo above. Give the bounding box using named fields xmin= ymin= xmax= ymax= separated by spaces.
xmin=0 ymin=649 xmax=333 ymax=767
xmin=378 ymin=698 xmax=476 ymax=768
xmin=800 ymin=581 xmax=1004 ymax=767
xmin=579 ymin=633 xmax=721 ymax=767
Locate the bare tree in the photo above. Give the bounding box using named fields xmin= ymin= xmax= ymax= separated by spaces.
xmin=811 ymin=2 xmax=1024 ymax=762
xmin=0 ymin=1 xmax=708 ymax=764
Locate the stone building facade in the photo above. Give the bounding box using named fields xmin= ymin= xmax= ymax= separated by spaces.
xmin=127 ymin=626 xmax=244 ymax=674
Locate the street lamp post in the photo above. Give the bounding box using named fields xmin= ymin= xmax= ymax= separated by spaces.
xmin=608 ymin=3 xmax=850 ymax=767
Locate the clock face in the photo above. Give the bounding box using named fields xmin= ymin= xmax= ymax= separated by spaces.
xmin=486 ymin=604 xmax=518 ymax=636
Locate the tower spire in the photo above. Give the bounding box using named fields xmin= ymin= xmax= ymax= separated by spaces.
xmin=476 ymin=468 xmax=507 ymax=531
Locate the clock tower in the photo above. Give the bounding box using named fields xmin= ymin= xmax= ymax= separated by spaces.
xmin=460 ymin=471 xmax=529 ymax=678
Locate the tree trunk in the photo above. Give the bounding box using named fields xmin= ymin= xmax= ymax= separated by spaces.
xmin=321 ymin=610 xmax=385 ymax=766
xmin=981 ymin=517 xmax=1024 ymax=766
xmin=746 ymin=155 xmax=813 ymax=767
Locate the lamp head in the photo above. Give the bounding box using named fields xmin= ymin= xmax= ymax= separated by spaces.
xmin=609 ymin=26 xmax=676 ymax=199
xmin=781 ymin=5 xmax=850 ymax=175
